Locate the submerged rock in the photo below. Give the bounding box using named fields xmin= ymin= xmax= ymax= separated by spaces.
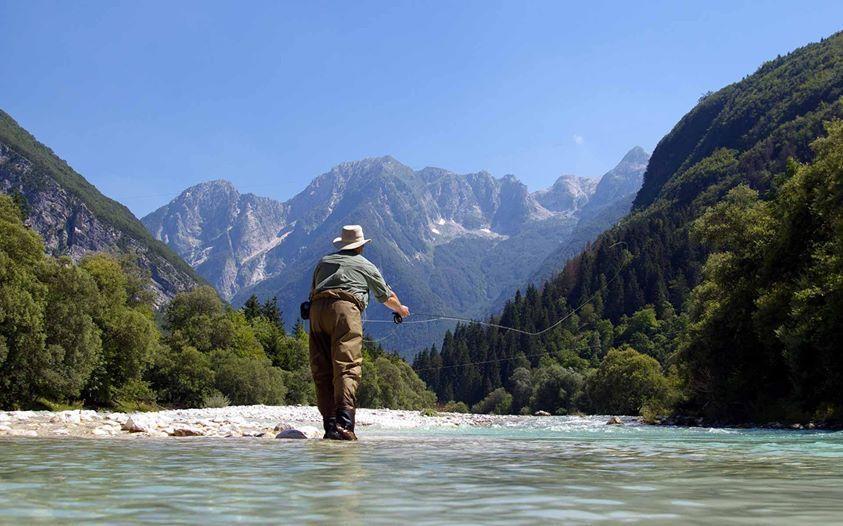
xmin=606 ymin=416 xmax=623 ymax=425
xmin=170 ymin=426 xmax=204 ymax=437
xmin=276 ymin=426 xmax=320 ymax=440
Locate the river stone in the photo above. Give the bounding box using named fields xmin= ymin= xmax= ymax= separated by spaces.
xmin=123 ymin=415 xmax=154 ymax=433
xmin=276 ymin=426 xmax=320 ymax=440
xmin=61 ymin=411 xmax=83 ymax=425
xmin=10 ymin=429 xmax=38 ymax=437
xmin=274 ymin=422 xmax=293 ymax=432
xmin=106 ymin=413 xmax=129 ymax=425
xmin=534 ymin=410 xmax=551 ymax=417
xmin=79 ymin=410 xmax=99 ymax=421
xmin=0 ymin=424 xmax=11 ymax=433
xmin=170 ymin=426 xmax=204 ymax=437
xmin=92 ymin=426 xmax=113 ymax=436
xmin=606 ymin=416 xmax=623 ymax=425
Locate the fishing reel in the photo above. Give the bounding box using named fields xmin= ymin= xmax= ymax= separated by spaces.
xmin=393 ymin=312 xmax=403 ymax=324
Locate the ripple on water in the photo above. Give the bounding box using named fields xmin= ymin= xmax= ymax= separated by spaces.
xmin=1 ymin=422 xmax=843 ymax=524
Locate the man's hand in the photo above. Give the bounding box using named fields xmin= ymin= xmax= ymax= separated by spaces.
xmin=385 ymin=292 xmax=410 ymax=318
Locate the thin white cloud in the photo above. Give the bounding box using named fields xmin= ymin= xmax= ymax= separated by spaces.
xmin=573 ymin=134 xmax=585 ymax=145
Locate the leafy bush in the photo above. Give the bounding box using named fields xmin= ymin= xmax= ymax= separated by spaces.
xmin=585 ymin=347 xmax=671 ymax=415
xmin=358 ymin=354 xmax=436 ymax=410
xmin=148 ymin=345 xmax=215 ymax=408
xmin=472 ymin=388 xmax=513 ymax=415
xmin=113 ymin=378 xmax=158 ymax=412
xmin=211 ymin=352 xmax=286 ymax=406
xmin=529 ymin=365 xmax=584 ymax=415
xmin=442 ymin=401 xmax=469 ymax=413
xmin=282 ymin=366 xmax=316 ymax=406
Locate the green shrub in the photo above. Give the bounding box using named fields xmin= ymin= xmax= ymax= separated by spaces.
xmin=358 ymin=355 xmax=436 ymax=410
xmin=282 ymin=366 xmax=316 ymax=405
xmin=585 ymin=347 xmax=672 ymax=415
xmin=148 ymin=345 xmax=215 ymax=408
xmin=113 ymin=378 xmax=158 ymax=412
xmin=212 ymin=352 xmax=286 ymax=406
xmin=442 ymin=401 xmax=469 ymax=413
xmin=472 ymin=388 xmax=512 ymax=415
xmin=529 ymin=365 xmax=584 ymax=415
xmin=202 ymin=390 xmax=231 ymax=408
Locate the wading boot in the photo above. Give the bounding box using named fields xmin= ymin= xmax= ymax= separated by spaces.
xmin=323 ymin=417 xmax=342 ymax=440
xmin=335 ymin=407 xmax=358 ymax=441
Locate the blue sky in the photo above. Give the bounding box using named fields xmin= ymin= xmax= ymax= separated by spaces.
xmin=2 ymin=1 xmax=842 ymax=216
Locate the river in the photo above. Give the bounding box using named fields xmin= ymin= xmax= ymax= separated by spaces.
xmin=1 ymin=416 xmax=842 ymax=524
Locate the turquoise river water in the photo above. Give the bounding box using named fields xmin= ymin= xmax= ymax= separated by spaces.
xmin=1 ymin=417 xmax=842 ymax=524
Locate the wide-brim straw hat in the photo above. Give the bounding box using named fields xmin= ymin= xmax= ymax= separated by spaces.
xmin=333 ymin=224 xmax=371 ymax=250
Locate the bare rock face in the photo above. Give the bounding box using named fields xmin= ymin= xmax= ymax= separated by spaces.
xmin=0 ymin=110 xmax=199 ymax=305
xmin=534 ymin=174 xmax=597 ymax=214
xmin=142 ymin=180 xmax=288 ymax=300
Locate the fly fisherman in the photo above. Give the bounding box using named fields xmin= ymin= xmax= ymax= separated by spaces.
xmin=307 ymin=225 xmax=410 ymax=440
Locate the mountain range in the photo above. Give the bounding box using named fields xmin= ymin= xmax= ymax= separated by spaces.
xmin=142 ymin=148 xmax=648 ymax=352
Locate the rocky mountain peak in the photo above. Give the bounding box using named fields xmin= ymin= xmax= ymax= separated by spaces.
xmin=533 ymin=174 xmax=596 ymax=214
xmin=620 ymin=145 xmax=650 ymax=165
xmin=585 ymin=147 xmax=650 ymax=212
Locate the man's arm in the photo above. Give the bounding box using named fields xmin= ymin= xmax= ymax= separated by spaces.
xmin=363 ymin=260 xmax=410 ymax=317
xmin=384 ymin=292 xmax=410 ymax=318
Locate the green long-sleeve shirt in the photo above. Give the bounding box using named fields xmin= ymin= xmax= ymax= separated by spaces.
xmin=311 ymin=250 xmax=393 ymax=309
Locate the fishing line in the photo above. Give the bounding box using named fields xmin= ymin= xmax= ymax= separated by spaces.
xmin=364 ymin=241 xmax=630 ymax=339
xmin=410 ymin=326 xmax=685 ymax=373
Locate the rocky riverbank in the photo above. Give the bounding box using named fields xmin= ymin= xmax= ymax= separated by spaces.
xmin=0 ymin=406 xmax=550 ymax=439
xmin=655 ymin=414 xmax=843 ymax=430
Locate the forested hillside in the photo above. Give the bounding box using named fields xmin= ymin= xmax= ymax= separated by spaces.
xmin=415 ymin=32 xmax=843 ymax=424
xmin=0 ymin=110 xmax=201 ymax=304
